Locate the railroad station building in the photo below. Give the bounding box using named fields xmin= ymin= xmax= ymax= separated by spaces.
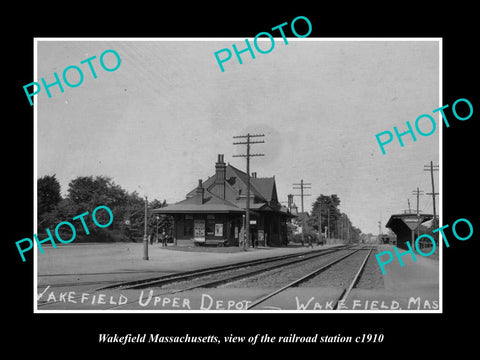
xmin=152 ymin=154 xmax=293 ymax=247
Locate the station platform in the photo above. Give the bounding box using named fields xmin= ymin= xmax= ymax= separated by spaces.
xmin=37 ymin=242 xmax=340 ymax=288
xmin=345 ymin=244 xmax=440 ymax=311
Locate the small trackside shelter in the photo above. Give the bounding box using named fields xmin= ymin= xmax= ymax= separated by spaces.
xmin=385 ymin=213 xmax=434 ymax=249
xmin=152 ymin=154 xmax=295 ymax=247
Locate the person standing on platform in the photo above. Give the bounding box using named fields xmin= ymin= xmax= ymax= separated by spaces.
xmin=160 ymin=230 xmax=167 ymax=247
xmin=149 ymin=229 xmax=155 ymax=245
xmin=307 ymin=235 xmax=314 ymax=248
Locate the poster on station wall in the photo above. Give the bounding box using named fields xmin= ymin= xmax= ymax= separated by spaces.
xmin=258 ymin=230 xmax=264 ymax=242
xmin=215 ymin=224 xmax=223 ymax=237
xmin=194 ymin=219 xmax=205 ymax=241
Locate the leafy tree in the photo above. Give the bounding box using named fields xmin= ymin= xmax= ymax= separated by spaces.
xmin=37 ymin=174 xmax=170 ymax=242
xmin=148 ymin=200 xmax=172 ymax=239
xmin=116 ymin=192 xmax=171 ymax=241
xmin=37 ymin=175 xmax=62 ymax=226
xmin=350 ymin=226 xmax=362 ymax=243
xmin=67 ymin=176 xmax=128 ymax=213
xmin=309 ymin=194 xmax=342 ymax=237
xmin=62 ymin=176 xmax=130 ymax=241
xmin=306 ymin=194 xmax=363 ymax=242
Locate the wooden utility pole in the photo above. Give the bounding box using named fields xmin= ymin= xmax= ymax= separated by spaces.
xmin=143 ymin=195 xmax=149 ymax=260
xmin=378 ymin=219 xmax=382 ymax=243
xmin=318 ymin=202 xmax=322 ymax=241
xmin=412 ymin=187 xmax=424 ymax=238
xmin=233 ymin=133 xmax=265 ymax=251
xmin=424 ymin=161 xmax=439 ymax=222
xmin=403 ymin=199 xmax=415 ymax=215
xmin=346 ymin=217 xmax=350 ymax=243
xmin=327 ymin=208 xmax=330 ymax=240
xmin=293 ymin=180 xmax=311 ymax=244
xmin=292 ymin=180 xmax=312 ymax=214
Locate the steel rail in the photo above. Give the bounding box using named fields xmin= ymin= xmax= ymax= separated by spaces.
xmin=156 ymin=247 xmax=351 ymax=294
xmin=104 ymin=245 xmax=352 ymax=291
xmin=102 ymin=246 xmax=363 ymax=310
xmin=246 ymin=247 xmax=364 ymax=310
xmin=332 ymin=246 xmax=374 ymax=310
xmin=37 ymin=245 xmax=351 ymax=308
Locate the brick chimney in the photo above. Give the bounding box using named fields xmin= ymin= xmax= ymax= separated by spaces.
xmin=195 ymin=179 xmax=204 ymax=204
xmin=287 ymin=194 xmax=294 ymax=211
xmin=252 ymin=172 xmax=257 ymax=178
xmin=215 ymin=154 xmax=226 ymax=199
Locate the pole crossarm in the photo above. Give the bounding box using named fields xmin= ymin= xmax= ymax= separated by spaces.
xmin=233 ymin=153 xmax=265 ymax=157
xmin=233 ymin=141 xmax=265 ymax=145
xmin=233 ymin=134 xmax=265 ymax=138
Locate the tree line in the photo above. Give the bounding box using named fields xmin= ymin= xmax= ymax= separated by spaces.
xmin=290 ymin=194 xmax=362 ymax=243
xmin=37 ymin=174 xmax=171 ymax=242
xmin=38 ymin=175 xmax=363 ymax=244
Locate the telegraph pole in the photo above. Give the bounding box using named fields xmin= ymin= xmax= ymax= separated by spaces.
xmin=318 ymin=202 xmax=322 ymax=242
xmin=293 ymin=179 xmax=311 ymax=244
xmin=424 ymin=161 xmax=439 ymax=222
xmin=403 ymin=199 xmax=414 ymax=214
xmin=233 ymin=133 xmax=265 ymax=251
xmin=412 ymin=187 xmax=424 ymax=238
xmin=346 ymin=217 xmax=350 ymax=243
xmin=378 ymin=219 xmax=382 ymax=243
xmin=327 ymin=208 xmax=330 ymax=240
xmin=293 ymin=180 xmax=312 ymax=214
xmin=143 ymin=195 xmax=149 ymax=260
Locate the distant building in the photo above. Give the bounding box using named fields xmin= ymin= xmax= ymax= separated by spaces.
xmin=152 ymin=154 xmax=294 ymax=247
xmin=378 ymin=234 xmax=396 ymax=245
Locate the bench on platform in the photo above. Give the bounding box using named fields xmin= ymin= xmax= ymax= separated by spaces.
xmin=195 ymin=239 xmax=229 ymax=247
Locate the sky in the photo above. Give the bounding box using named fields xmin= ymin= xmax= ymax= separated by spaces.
xmin=36 ymin=38 xmax=440 ymax=234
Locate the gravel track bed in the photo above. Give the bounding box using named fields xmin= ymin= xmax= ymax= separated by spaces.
xmin=219 ymin=249 xmax=356 ymax=289
xmin=354 ymin=250 xmax=384 ymax=289
xmin=299 ymin=250 xmax=369 ymax=288
xmin=155 ymin=253 xmax=324 ymax=291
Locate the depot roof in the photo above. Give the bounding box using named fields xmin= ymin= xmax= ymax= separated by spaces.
xmin=386 ymin=213 xmax=434 ymax=231
xmin=151 ymin=154 xmax=294 ymax=218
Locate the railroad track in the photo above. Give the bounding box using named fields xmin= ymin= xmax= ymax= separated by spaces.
xmin=247 ymin=246 xmax=375 ymax=310
xmin=37 ymin=244 xmax=351 ymax=308
xmin=102 ymin=244 xmax=366 ymax=310
xmin=98 ymin=244 xmax=353 ymax=291
xmin=37 ymin=270 xmax=175 ymax=290
xmin=38 ymin=244 xmax=376 ymax=310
